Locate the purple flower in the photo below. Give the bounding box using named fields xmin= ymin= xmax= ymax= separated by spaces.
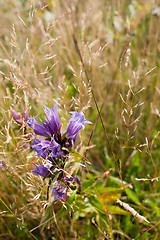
xmin=66 ymin=111 xmax=92 ymax=144
xmin=11 ymin=107 xmax=28 ymax=126
xmin=28 ymin=104 xmax=61 ymax=138
xmin=31 ymin=161 xmax=53 ymax=178
xmin=66 ymin=122 xmax=82 ymax=144
xmin=31 ymin=138 xmax=51 ymax=159
xmin=0 ymin=161 xmax=5 ymax=169
xmin=28 ymin=118 xmax=51 ymax=137
xmin=69 ymin=112 xmax=92 ymax=126
xmin=64 ymin=175 xmax=82 ymax=187
xmin=52 ymin=182 xmax=68 ymax=202
xmin=44 ymin=105 xmax=61 ymax=135
xmin=50 ymin=137 xmax=62 ymax=159
xmin=72 ymin=175 xmax=82 ymax=187
xmin=31 ymin=137 xmax=62 ymax=160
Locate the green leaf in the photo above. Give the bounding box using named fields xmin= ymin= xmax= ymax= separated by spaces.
xmin=107 ymin=205 xmax=130 ymax=215
xmin=96 ymin=187 xmax=122 ymax=194
xmin=82 ymin=177 xmax=98 ymax=191
xmin=125 ymin=188 xmax=140 ymax=205
xmin=99 ymin=193 xmax=121 ymax=203
xmin=88 ymin=195 xmax=106 ymax=213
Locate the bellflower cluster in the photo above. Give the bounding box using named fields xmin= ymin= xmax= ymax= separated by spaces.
xmin=11 ymin=104 xmax=91 ymax=202
xmin=26 ymin=104 xmax=92 ymax=202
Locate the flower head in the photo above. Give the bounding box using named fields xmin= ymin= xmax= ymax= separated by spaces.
xmin=64 ymin=175 xmax=82 ymax=187
xmin=31 ymin=138 xmax=51 ymax=159
xmin=52 ymin=182 xmax=68 ymax=202
xmin=28 ymin=104 xmax=61 ymax=138
xmin=66 ymin=111 xmax=92 ymax=144
xmin=31 ymin=161 xmax=53 ymax=178
xmin=69 ymin=111 xmax=92 ymax=126
xmin=28 ymin=118 xmax=51 ymax=137
xmin=31 ymin=137 xmax=62 ymax=160
xmin=0 ymin=161 xmax=5 ymax=169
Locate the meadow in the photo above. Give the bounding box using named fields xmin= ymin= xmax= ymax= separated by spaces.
xmin=0 ymin=0 xmax=160 ymax=239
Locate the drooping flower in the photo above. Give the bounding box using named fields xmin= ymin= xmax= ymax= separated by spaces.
xmin=66 ymin=111 xmax=92 ymax=144
xmin=11 ymin=107 xmax=28 ymax=126
xmin=52 ymin=182 xmax=68 ymax=202
xmin=31 ymin=161 xmax=53 ymax=178
xmin=28 ymin=104 xmax=61 ymax=138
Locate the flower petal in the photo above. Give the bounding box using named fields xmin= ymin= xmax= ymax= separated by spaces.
xmin=52 ymin=182 xmax=67 ymax=202
xmin=31 ymin=161 xmax=51 ymax=177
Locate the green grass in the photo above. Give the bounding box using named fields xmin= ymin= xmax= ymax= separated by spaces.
xmin=1 ymin=0 xmax=160 ymax=239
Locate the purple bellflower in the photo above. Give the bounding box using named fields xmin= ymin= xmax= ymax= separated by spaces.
xmin=28 ymin=104 xmax=91 ymax=148
xmin=31 ymin=137 xmax=62 ymax=160
xmin=11 ymin=104 xmax=91 ymax=204
xmin=29 ymin=105 xmax=91 ymax=202
xmin=64 ymin=175 xmax=82 ymax=187
xmin=0 ymin=161 xmax=5 ymax=169
xmin=66 ymin=111 xmax=92 ymax=144
xmin=28 ymin=117 xmax=51 ymax=137
xmin=31 ymin=138 xmax=51 ymax=159
xmin=11 ymin=107 xmax=28 ymax=126
xmin=52 ymin=182 xmax=68 ymax=202
xmin=31 ymin=161 xmax=53 ymax=178
xmin=28 ymin=104 xmax=61 ymax=138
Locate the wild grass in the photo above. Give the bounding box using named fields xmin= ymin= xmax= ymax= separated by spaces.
xmin=0 ymin=0 xmax=160 ymax=239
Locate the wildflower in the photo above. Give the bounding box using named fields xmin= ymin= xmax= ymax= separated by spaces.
xmin=64 ymin=175 xmax=82 ymax=187
xmin=52 ymin=182 xmax=68 ymax=202
xmin=31 ymin=161 xmax=53 ymax=178
xmin=66 ymin=111 xmax=92 ymax=144
xmin=29 ymin=105 xmax=91 ymax=201
xmin=31 ymin=137 xmax=62 ymax=160
xmin=28 ymin=105 xmax=91 ymax=148
xmin=31 ymin=138 xmax=51 ymax=159
xmin=28 ymin=104 xmax=61 ymax=139
xmin=0 ymin=161 xmax=4 ymax=169
xmin=11 ymin=107 xmax=28 ymax=126
xmin=28 ymin=117 xmax=51 ymax=137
